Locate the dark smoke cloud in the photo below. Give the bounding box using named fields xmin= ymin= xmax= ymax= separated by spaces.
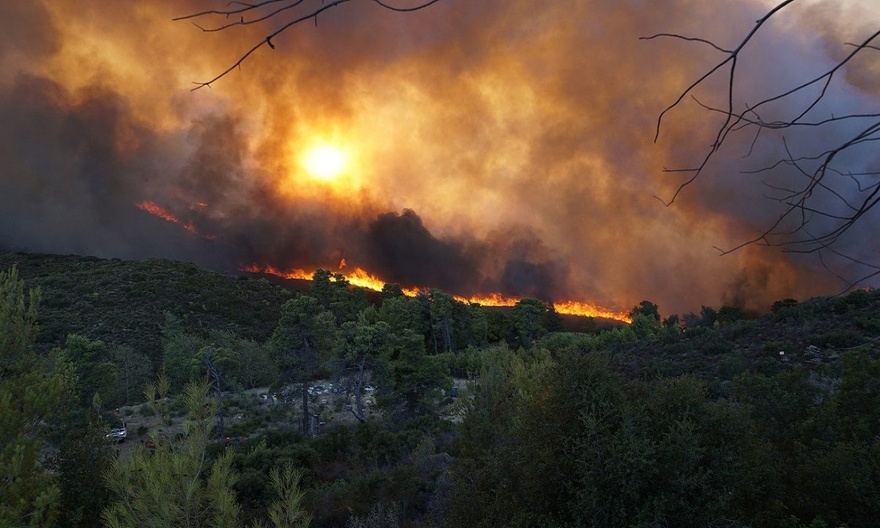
xmin=1 ymin=0 xmax=878 ymax=315
xmin=361 ymin=209 xmax=481 ymax=293
xmin=0 ymin=75 xmax=219 ymax=262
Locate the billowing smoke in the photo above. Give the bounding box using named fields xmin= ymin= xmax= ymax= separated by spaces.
xmin=1 ymin=0 xmax=878 ymax=315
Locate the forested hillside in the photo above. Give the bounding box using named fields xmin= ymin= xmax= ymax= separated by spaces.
xmin=0 ymin=252 xmax=298 ymax=355
xmin=2 ymin=252 xmax=879 ymax=528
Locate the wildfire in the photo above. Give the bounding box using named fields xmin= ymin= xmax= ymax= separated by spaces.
xmin=551 ymin=300 xmax=632 ymax=323
xmin=243 ymin=263 xmax=631 ymax=323
xmin=241 ymin=263 xmax=312 ymax=281
xmin=135 ymin=200 xmax=214 ymax=240
xmin=243 ymin=263 xmax=421 ymax=297
xmin=454 ymin=293 xmax=631 ymax=322
xmin=137 ymin=199 xmax=630 ymax=323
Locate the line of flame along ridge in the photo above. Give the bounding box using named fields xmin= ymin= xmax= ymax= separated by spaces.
xmin=241 ymin=264 xmax=632 ymax=323
xmin=132 ymin=200 xmax=630 ymax=323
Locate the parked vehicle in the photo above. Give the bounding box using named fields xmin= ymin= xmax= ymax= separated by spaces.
xmin=107 ymin=423 xmax=127 ymax=443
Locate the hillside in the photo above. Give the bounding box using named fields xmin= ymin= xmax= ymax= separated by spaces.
xmin=4 ymin=251 xmax=880 ymax=528
xmin=619 ymin=289 xmax=880 ymax=379
xmin=0 ymin=252 xmax=297 ymax=357
xmin=0 ymin=251 xmax=620 ymax=358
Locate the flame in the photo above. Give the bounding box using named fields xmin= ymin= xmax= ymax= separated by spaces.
xmin=551 ymin=300 xmax=632 ymax=323
xmin=455 ymin=294 xmax=632 ymax=323
xmin=241 ymin=263 xmax=313 ymax=280
xmin=134 ymin=199 xmax=632 ymax=323
xmin=139 ymin=199 xmax=631 ymax=323
xmin=135 ymin=201 xmax=215 ymax=240
xmin=243 ymin=263 xmax=631 ymax=323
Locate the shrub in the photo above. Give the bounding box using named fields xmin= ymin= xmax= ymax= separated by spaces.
xmin=698 ymin=330 xmax=732 ymax=355
xmin=833 ymin=289 xmax=873 ymax=314
xmin=719 ymin=355 xmax=748 ymax=380
xmin=856 ymin=316 xmax=880 ymax=334
xmin=809 ymin=329 xmax=865 ymax=349
xmin=763 ymin=341 xmax=784 ymax=354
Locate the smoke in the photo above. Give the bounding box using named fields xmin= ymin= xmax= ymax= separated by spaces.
xmin=1 ymin=0 xmax=878 ymax=315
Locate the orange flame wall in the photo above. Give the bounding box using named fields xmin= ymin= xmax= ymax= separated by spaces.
xmin=243 ymin=262 xmax=629 ymax=323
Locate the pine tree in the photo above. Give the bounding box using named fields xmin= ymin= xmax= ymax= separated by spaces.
xmin=102 ymin=378 xmax=312 ymax=527
xmin=0 ymin=266 xmax=75 ymax=526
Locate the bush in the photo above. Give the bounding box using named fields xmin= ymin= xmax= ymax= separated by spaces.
xmin=763 ymin=341 xmax=784 ymax=354
xmin=809 ymin=330 xmax=865 ymax=349
xmin=719 ymin=355 xmax=748 ymax=380
xmin=833 ymin=289 xmax=874 ymax=314
xmin=697 ymin=330 xmax=733 ymax=355
xmin=856 ymin=316 xmax=880 ymax=334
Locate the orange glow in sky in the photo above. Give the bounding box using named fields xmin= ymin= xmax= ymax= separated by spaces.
xmin=3 ymin=0 xmax=876 ymax=316
xmin=301 ymin=144 xmax=348 ymax=181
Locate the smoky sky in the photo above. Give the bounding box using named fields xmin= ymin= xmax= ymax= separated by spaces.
xmin=1 ymin=0 xmax=878 ymax=315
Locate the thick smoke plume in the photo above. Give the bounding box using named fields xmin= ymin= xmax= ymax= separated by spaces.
xmin=1 ymin=0 xmax=878 ymax=315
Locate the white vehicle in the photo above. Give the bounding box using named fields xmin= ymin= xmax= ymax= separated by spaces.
xmin=107 ymin=424 xmax=128 ymax=443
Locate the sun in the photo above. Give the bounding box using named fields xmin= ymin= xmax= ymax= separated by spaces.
xmin=301 ymin=144 xmax=347 ymax=180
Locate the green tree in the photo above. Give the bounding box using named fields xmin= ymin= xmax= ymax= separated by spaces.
xmin=59 ymin=334 xmax=118 ymax=407
xmin=104 ymin=378 xmax=313 ymax=527
xmin=112 ymin=345 xmax=152 ymax=406
xmin=630 ymin=312 xmax=661 ymax=339
xmin=270 ymin=295 xmax=337 ymax=434
xmin=378 ymin=293 xmax=428 ymax=337
xmin=465 ymin=302 xmax=489 ymax=347
xmin=380 ymin=283 xmax=406 ymax=302
xmin=835 ymin=350 xmax=880 ymax=442
xmin=161 ymin=312 xmax=204 ymax=390
xmin=445 ymin=346 xmax=520 ymax=527
xmin=235 ymin=336 xmax=277 ymax=390
xmin=717 ymin=305 xmax=748 ymax=325
xmin=55 ymin=398 xmax=115 ymax=528
xmin=338 ymin=312 xmax=395 ymax=422
xmin=0 ymin=266 xmax=75 ymax=527
xmin=629 ymin=299 xmax=661 ymax=322
xmin=510 ymin=298 xmax=548 ymax=349
xmin=257 ymin=464 xmax=312 ymax=528
xmin=103 ymin=380 xmax=239 ymax=528
xmin=544 ymin=303 xmax=564 ymax=333
xmin=428 ymin=289 xmax=457 ymax=355
xmin=310 ymin=269 xmax=368 ymax=324
xmin=380 ymin=329 xmax=450 ymax=418
xmin=486 ymin=309 xmax=512 ymax=343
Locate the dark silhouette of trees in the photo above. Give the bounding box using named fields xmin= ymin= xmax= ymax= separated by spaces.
xmin=647 ymin=0 xmax=880 ymax=288
xmin=175 ymin=0 xmax=444 ymax=90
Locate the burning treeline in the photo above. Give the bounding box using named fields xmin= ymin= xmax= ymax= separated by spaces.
xmin=135 ymin=194 xmax=632 ymax=320
xmin=137 ymin=199 xmax=633 ymax=322
xmin=240 ymin=263 xmax=633 ymax=323
xmin=1 ymin=1 xmax=875 ymax=318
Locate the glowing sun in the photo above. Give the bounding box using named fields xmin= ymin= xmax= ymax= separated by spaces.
xmin=301 ymin=144 xmax=347 ymax=180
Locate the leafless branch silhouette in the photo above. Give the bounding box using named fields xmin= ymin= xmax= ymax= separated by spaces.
xmin=646 ymin=0 xmax=880 ymax=290
xmin=175 ymin=0 xmax=444 ymax=90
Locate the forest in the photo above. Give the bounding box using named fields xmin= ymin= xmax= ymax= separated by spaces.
xmin=2 ymin=251 xmax=880 ymax=528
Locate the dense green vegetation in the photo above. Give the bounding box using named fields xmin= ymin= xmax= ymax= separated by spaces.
xmin=2 ymin=251 xmax=880 ymax=527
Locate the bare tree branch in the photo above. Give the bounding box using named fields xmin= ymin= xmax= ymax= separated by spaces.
xmin=650 ymin=0 xmax=880 ymax=289
xmin=176 ymin=0 xmax=444 ymax=90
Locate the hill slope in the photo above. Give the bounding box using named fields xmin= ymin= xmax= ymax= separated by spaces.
xmin=0 ymin=252 xmax=297 ymax=357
